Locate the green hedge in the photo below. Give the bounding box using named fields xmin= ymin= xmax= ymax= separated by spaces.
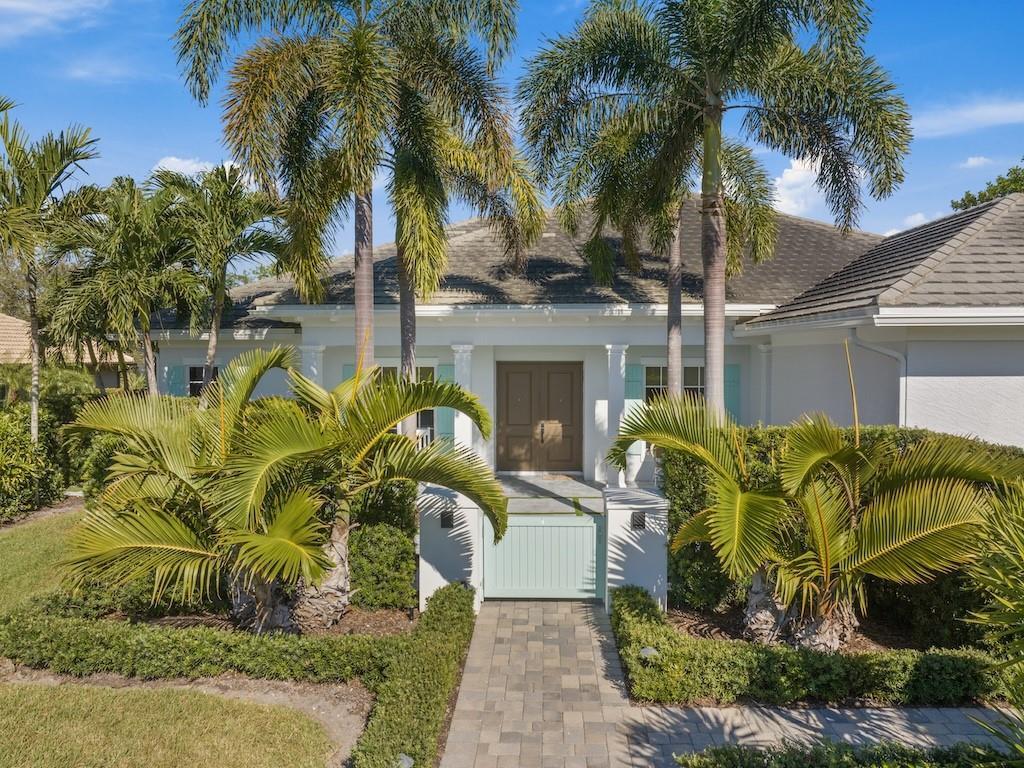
xmin=0 ymin=581 xmax=477 ymax=767
xmin=675 ymin=742 xmax=1000 ymax=767
xmin=351 ymin=523 xmax=417 ymax=609
xmin=0 ymin=409 xmax=63 ymax=522
xmin=611 ymin=587 xmax=1006 ymax=706
xmin=660 ymin=425 xmax=1021 ymax=642
xmin=352 ymin=583 xmax=476 ymax=768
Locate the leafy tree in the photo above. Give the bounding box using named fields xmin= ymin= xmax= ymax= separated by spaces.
xmin=64 ymin=346 xmax=507 ymax=632
xmin=609 ymin=397 xmax=1024 ymax=651
xmin=951 ymin=158 xmax=1024 ymax=210
xmin=53 ymin=178 xmax=204 ymax=396
xmin=520 ymin=0 xmax=910 ymax=413
xmin=0 ymin=97 xmax=98 ymax=441
xmin=175 ymin=0 xmax=519 ymax=369
xmin=153 ymin=165 xmax=289 ymax=389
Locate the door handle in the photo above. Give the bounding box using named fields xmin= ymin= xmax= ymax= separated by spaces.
xmin=540 ymin=421 xmax=545 ymax=443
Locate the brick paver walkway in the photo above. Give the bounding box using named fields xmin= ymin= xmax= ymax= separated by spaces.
xmin=439 ymin=600 xmax=1006 ymax=768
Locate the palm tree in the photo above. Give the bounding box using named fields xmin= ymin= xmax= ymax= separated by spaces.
xmin=152 ymin=165 xmax=289 ymax=389
xmin=175 ymin=0 xmax=518 ymax=369
xmin=0 ymin=97 xmax=98 ymax=441
xmin=520 ymin=0 xmax=911 ymax=412
xmin=54 ymin=178 xmax=204 ymax=396
xmin=609 ymin=398 xmax=1024 ymax=651
xmin=64 ymin=346 xmax=507 ymax=632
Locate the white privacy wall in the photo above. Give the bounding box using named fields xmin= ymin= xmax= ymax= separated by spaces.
xmin=418 ymin=488 xmax=484 ymax=612
xmin=603 ymin=488 xmax=668 ymax=609
xmin=906 ymin=340 xmax=1024 ymax=447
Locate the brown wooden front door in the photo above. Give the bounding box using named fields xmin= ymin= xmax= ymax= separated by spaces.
xmin=496 ymin=362 xmax=583 ymax=472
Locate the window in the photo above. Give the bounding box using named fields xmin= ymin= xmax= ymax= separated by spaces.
xmin=188 ymin=366 xmax=218 ymax=397
xmin=644 ymin=365 xmax=704 ymax=402
xmin=381 ymin=366 xmax=436 ymax=444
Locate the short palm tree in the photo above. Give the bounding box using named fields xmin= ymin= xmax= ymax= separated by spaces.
xmin=609 ymin=397 xmax=1024 ymax=650
xmin=520 ymin=0 xmax=911 ymax=413
xmin=0 ymin=97 xmax=98 ymax=440
xmin=54 ymin=177 xmax=204 ymax=395
xmin=64 ymin=346 xmax=506 ymax=632
xmin=152 ymin=165 xmax=289 ymax=389
xmin=176 ymin=0 xmax=518 ymax=368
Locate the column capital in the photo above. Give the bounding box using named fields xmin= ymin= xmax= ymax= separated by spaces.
xmin=757 ymin=343 xmax=772 ymax=354
xmin=605 ymin=343 xmax=629 ymax=354
xmin=451 ymin=343 xmax=474 ymax=355
xmin=299 ymin=343 xmax=326 ymax=353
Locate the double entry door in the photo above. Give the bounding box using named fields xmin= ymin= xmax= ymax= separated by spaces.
xmin=496 ymin=362 xmax=583 ymax=472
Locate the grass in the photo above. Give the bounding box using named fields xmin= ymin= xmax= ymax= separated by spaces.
xmin=0 ymin=511 xmax=81 ymax=612
xmin=0 ymin=683 xmax=332 ymax=768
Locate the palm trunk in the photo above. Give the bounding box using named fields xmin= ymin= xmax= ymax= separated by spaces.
xmin=701 ymin=98 xmax=727 ymax=416
xmin=398 ymin=247 xmax=418 ymax=438
xmin=141 ymin=330 xmax=158 ymax=397
xmin=354 ymin=191 xmax=374 ymax=368
xmin=788 ymin=602 xmax=859 ymax=653
xmin=667 ymin=204 xmax=684 ymax=397
xmin=203 ymin=272 xmax=226 ymax=389
xmin=292 ymin=513 xmax=352 ymax=632
xmin=743 ymin=568 xmax=788 ymax=644
xmin=85 ymin=339 xmax=106 ymax=394
xmin=26 ymin=264 xmax=39 ymax=443
xmin=116 ymin=347 xmax=130 ymax=392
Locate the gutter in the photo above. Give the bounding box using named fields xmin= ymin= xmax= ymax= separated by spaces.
xmin=847 ymin=329 xmax=907 ymax=426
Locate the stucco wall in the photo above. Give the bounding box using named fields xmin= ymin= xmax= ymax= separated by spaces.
xmin=906 ymin=340 xmax=1024 ymax=446
xmin=603 ymin=488 xmax=668 ymax=609
xmin=418 ymin=488 xmax=483 ymax=612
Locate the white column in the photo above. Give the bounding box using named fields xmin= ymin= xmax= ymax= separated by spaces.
xmin=758 ymin=342 xmax=772 ymax=424
xmin=606 ymin=344 xmax=628 ymax=488
xmin=299 ymin=344 xmax=325 ymax=386
xmin=452 ymin=344 xmax=474 ymax=449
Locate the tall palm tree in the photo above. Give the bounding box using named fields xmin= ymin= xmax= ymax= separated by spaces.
xmin=152 ymin=165 xmax=289 ymax=389
xmin=520 ymin=0 xmax=910 ymax=412
xmin=609 ymin=397 xmax=1024 ymax=650
xmin=64 ymin=346 xmax=507 ymax=631
xmin=54 ymin=178 xmax=204 ymax=396
xmin=175 ymin=0 xmax=518 ymax=369
xmin=0 ymin=97 xmax=97 ymax=441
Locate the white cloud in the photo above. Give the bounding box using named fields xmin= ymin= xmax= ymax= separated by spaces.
xmin=152 ymin=156 xmax=217 ymax=176
xmin=883 ymin=211 xmax=943 ymax=236
xmin=0 ymin=0 xmax=108 ymax=43
xmin=773 ymin=158 xmax=823 ymax=216
xmin=914 ymin=98 xmax=1024 ymax=138
xmin=65 ymin=54 xmax=138 ymax=83
xmin=958 ymin=155 xmax=993 ymax=169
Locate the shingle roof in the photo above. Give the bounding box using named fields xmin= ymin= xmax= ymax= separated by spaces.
xmin=0 ymin=313 xmax=30 ymax=364
xmin=750 ymin=194 xmax=1024 ymax=325
xmin=226 ymin=201 xmax=878 ymax=320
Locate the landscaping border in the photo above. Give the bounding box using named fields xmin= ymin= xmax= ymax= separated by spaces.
xmin=673 ymin=742 xmax=1003 ymax=767
xmin=0 ymin=583 xmax=477 ymax=767
xmin=610 ymin=587 xmax=1006 ymax=706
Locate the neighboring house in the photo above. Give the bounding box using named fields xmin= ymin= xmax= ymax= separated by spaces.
xmin=0 ymin=311 xmax=125 ymax=390
xmin=152 ymin=194 xmax=1024 ymax=609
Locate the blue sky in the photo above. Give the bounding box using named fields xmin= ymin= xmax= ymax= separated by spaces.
xmin=1 ymin=0 xmax=1023 ymax=257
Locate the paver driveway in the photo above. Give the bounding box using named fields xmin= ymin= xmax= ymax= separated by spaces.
xmin=438 ymin=600 xmax=1006 ymax=768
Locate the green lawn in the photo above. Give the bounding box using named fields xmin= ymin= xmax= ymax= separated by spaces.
xmin=0 ymin=683 xmax=332 ymax=768
xmin=0 ymin=511 xmax=81 ymax=612
xmin=0 ymin=512 xmax=335 ymax=768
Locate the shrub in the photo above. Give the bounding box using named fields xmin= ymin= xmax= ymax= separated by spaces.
xmin=0 ymin=410 xmax=63 ymax=522
xmin=352 ymin=584 xmax=476 ymax=768
xmin=660 ymin=425 xmax=1023 ymax=645
xmin=353 ymin=480 xmax=417 ymax=534
xmin=351 ymin=524 xmax=417 ymax=609
xmin=79 ymin=433 xmax=124 ymax=501
xmin=675 ymin=742 xmax=999 ymax=767
xmin=610 ymin=586 xmax=1006 ymax=706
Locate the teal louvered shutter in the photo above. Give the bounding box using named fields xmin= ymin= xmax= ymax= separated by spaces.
xmin=342 ymin=363 xmax=356 ymax=382
xmin=435 ymin=363 xmax=455 ymax=444
xmin=623 ymin=364 xmax=644 ymax=456
xmin=724 ymin=363 xmax=741 ymax=421
xmin=165 ymin=366 xmax=186 ymax=397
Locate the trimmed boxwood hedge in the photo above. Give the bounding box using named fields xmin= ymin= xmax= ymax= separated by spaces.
xmin=675 ymin=742 xmax=1001 ymax=767
xmin=611 ymin=586 xmax=1006 ymax=706
xmin=0 ymin=582 xmax=477 ymax=767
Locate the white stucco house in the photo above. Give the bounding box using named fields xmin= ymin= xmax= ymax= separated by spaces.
xmin=153 ymin=193 xmax=1024 ymax=608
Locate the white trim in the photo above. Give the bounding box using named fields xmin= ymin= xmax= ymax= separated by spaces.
xmin=155 ymin=328 xmax=300 ymax=342
xmin=874 ymin=306 xmax=1024 ymax=326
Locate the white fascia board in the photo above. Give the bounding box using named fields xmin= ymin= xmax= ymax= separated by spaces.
xmin=735 ymin=308 xmax=874 ymax=335
xmin=252 ymin=302 xmax=776 ymax=325
xmin=155 ymin=327 xmax=300 ymax=342
xmin=873 ymin=306 xmax=1024 ymax=326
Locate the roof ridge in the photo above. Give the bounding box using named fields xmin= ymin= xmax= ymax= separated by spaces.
xmin=877 ymin=197 xmax=1017 ymax=306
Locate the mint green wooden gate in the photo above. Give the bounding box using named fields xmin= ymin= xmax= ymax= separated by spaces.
xmin=483 ymin=513 xmax=606 ymax=599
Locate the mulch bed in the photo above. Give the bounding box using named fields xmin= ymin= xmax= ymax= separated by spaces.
xmin=667 ymin=606 xmax=922 ymax=653
xmin=0 ymin=495 xmax=85 ymax=529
